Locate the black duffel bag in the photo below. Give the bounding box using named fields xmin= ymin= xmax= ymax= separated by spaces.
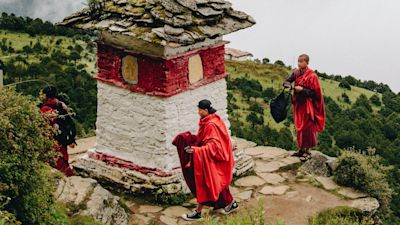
xmin=270 ymin=88 xmax=292 ymax=123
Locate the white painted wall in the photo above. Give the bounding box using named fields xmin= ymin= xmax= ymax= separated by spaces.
xmin=95 ymin=79 xmax=230 ymax=170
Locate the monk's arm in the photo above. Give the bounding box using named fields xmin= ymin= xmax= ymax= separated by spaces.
xmin=191 ymin=124 xmax=229 ymax=161
xmin=283 ymin=72 xmax=295 ymax=87
xmin=299 ymin=88 xmax=316 ymax=98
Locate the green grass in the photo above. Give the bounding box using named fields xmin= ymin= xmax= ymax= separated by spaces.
xmin=48 ymin=203 xmax=105 ymax=225
xmin=319 ymin=78 xmax=381 ymax=111
xmin=308 ymin=206 xmax=373 ymax=225
xmin=202 ymin=200 xmax=279 ymax=225
xmin=225 ymin=60 xmax=383 ymax=131
xmin=0 ymin=29 xmax=97 ymax=75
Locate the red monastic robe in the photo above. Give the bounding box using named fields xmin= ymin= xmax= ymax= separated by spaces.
xmin=293 ymin=68 xmax=326 ymax=148
xmin=173 ymin=114 xmax=234 ymax=206
xmin=41 ymin=98 xmax=74 ymax=177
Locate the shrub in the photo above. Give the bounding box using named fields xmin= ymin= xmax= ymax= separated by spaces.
xmin=262 ymin=87 xmax=276 ymax=101
xmin=0 ymin=210 xmax=21 ymax=225
xmin=0 ymin=88 xmax=57 ymax=224
xmin=341 ymin=93 xmax=351 ymax=104
xmin=354 ymin=94 xmax=373 ymax=112
xmin=274 ymin=60 xmax=285 ymax=66
xmin=246 ymin=112 xmax=264 ymax=128
xmin=309 ymin=206 xmax=373 ymax=225
xmin=339 ymin=80 xmax=351 ymax=90
xmin=334 ymin=150 xmax=393 ymax=214
xmin=370 ymin=94 xmax=381 ymax=106
xmin=249 ymin=103 xmax=264 ymax=114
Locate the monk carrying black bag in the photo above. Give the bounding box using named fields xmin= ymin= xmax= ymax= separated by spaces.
xmin=270 ymin=87 xmax=292 ymax=123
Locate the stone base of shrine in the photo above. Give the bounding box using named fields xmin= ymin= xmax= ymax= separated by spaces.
xmin=72 ymin=149 xmax=188 ymax=195
xmin=72 ymin=140 xmax=255 ymax=195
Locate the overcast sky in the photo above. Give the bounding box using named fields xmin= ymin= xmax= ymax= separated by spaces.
xmin=226 ymin=0 xmax=400 ymax=93
xmin=1 ymin=0 xmax=399 ymax=92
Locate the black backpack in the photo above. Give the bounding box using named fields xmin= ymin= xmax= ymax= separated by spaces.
xmin=270 ymin=88 xmax=292 ymax=123
xmin=45 ymin=101 xmax=77 ymax=146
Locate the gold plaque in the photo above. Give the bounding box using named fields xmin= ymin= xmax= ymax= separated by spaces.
xmin=122 ymin=55 xmax=138 ymax=84
xmin=188 ymin=54 xmax=204 ymax=84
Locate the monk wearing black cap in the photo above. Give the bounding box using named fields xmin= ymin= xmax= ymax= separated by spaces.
xmin=173 ymin=99 xmax=238 ymax=221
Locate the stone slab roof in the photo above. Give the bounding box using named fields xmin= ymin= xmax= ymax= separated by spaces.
xmin=59 ymin=0 xmax=255 ymax=47
xmin=225 ymin=47 xmax=253 ymax=58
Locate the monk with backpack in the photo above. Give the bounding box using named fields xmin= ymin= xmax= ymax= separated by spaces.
xmin=40 ymin=86 xmax=76 ymax=176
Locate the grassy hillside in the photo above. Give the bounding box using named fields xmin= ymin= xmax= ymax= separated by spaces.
xmin=225 ymin=60 xmax=400 ymax=223
xmin=0 ymin=29 xmax=97 ymax=75
xmin=226 ymin=60 xmax=381 ymax=109
xmin=225 ymin=60 xmax=383 ymax=132
xmin=0 ymin=29 xmax=97 ymax=137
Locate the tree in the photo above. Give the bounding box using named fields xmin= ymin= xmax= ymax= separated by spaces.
xmin=27 ymin=63 xmax=46 ymax=78
xmin=344 ymin=75 xmax=358 ymax=86
xmin=354 ymin=94 xmax=373 ymax=112
xmin=246 ymin=112 xmax=264 ymax=128
xmin=262 ymin=87 xmax=276 ymax=101
xmin=249 ymin=103 xmax=264 ymax=114
xmin=22 ymin=45 xmax=33 ymax=54
xmin=341 ymin=93 xmax=351 ymax=104
xmin=69 ymin=51 xmax=81 ymax=61
xmin=370 ymin=94 xmax=381 ymax=106
xmin=274 ymin=60 xmax=285 ymax=66
xmin=33 ymin=42 xmax=43 ymax=53
xmin=262 ymin=58 xmax=270 ymax=64
xmin=339 ymin=80 xmax=351 ymax=90
xmin=55 ymin=39 xmax=62 ymax=45
xmin=335 ymin=131 xmax=367 ymax=151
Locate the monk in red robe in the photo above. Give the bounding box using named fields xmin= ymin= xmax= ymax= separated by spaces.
xmin=40 ymin=86 xmax=75 ymax=176
xmin=173 ymin=100 xmax=238 ymax=221
xmin=284 ymin=54 xmax=326 ymax=162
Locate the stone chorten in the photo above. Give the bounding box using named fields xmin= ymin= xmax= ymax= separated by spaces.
xmin=60 ymin=0 xmax=255 ymax=194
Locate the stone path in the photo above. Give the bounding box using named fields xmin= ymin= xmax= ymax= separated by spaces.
xmin=68 ymin=137 xmax=379 ymax=225
xmin=69 ymin=136 xmax=96 ymax=162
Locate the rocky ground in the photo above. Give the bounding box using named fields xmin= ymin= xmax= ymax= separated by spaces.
xmin=61 ymin=137 xmax=379 ymax=225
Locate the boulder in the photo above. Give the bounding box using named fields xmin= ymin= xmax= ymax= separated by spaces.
xmin=351 ymin=197 xmax=380 ymax=214
xmin=56 ymin=176 xmax=128 ymax=225
xmin=315 ymin=176 xmax=340 ymax=191
xmin=299 ymin=151 xmax=336 ymax=177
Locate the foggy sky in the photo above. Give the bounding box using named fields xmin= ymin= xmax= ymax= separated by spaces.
xmin=1 ymin=0 xmax=399 ymax=92
xmin=226 ymin=0 xmax=400 ymax=93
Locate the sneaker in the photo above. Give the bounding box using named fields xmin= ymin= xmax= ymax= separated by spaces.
xmin=182 ymin=210 xmax=202 ymax=221
xmin=221 ymin=201 xmax=239 ymax=215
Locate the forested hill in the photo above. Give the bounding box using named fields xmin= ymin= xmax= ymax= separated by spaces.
xmin=0 ymin=13 xmax=399 ymax=223
xmin=0 ymin=13 xmax=97 ymax=137
xmin=225 ymin=60 xmax=400 ymax=223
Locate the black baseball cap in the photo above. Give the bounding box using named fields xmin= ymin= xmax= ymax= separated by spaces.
xmin=198 ymin=99 xmax=217 ymax=114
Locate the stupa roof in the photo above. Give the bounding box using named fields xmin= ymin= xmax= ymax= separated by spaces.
xmin=59 ymin=0 xmax=255 ymax=47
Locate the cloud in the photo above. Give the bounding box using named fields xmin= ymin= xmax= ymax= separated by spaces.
xmin=0 ymin=0 xmax=85 ymax=22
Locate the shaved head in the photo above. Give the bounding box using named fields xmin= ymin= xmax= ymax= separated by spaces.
xmin=299 ymin=54 xmax=310 ymax=63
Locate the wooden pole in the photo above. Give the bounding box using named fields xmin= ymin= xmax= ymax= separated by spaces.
xmin=0 ymin=69 xmax=3 ymax=89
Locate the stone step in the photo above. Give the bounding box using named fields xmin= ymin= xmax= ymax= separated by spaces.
xmin=259 ymin=185 xmax=290 ymax=196
xmin=235 ymin=175 xmax=266 ymax=188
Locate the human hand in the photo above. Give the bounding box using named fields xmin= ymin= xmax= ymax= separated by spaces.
xmin=283 ymin=82 xmax=291 ymax=88
xmin=184 ymin=146 xmax=194 ymax=154
xmin=294 ymin=86 xmax=304 ymax=93
xmin=69 ymin=143 xmax=76 ymax=148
